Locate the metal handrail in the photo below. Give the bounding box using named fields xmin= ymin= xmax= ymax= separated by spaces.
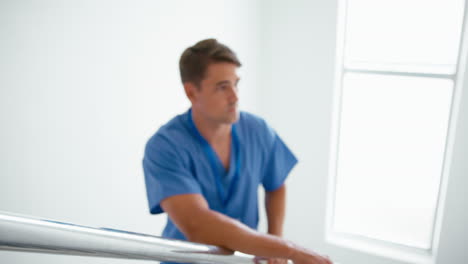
xmin=0 ymin=211 xmax=260 ymax=264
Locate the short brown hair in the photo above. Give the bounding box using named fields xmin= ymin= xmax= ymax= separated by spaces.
xmin=179 ymin=39 xmax=241 ymax=87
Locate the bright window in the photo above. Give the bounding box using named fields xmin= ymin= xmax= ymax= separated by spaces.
xmin=334 ymin=73 xmax=453 ymax=249
xmin=344 ymin=0 xmax=465 ymax=74
xmin=329 ymin=0 xmax=466 ymax=255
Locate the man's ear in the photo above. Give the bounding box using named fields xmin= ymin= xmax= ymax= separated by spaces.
xmin=183 ymin=82 xmax=198 ymax=104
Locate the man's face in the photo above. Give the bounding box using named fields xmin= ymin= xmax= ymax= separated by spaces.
xmin=189 ymin=62 xmax=240 ymax=124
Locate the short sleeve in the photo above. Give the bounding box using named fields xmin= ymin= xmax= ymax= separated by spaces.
xmin=143 ymin=135 xmax=202 ymax=214
xmin=261 ymin=131 xmax=298 ymax=192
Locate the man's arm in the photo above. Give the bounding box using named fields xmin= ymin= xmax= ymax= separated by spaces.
xmin=265 ymin=184 xmax=286 ymax=237
xmin=160 ymin=193 xmax=332 ymax=264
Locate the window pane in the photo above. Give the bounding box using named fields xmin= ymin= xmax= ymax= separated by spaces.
xmin=345 ymin=0 xmax=465 ymax=74
xmin=333 ymin=73 xmax=453 ymax=249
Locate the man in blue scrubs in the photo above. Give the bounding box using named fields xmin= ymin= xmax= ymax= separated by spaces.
xmin=143 ymin=39 xmax=332 ymax=264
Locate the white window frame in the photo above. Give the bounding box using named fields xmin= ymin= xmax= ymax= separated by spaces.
xmin=325 ymin=0 xmax=468 ymax=263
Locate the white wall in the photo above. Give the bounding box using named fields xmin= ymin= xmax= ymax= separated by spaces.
xmin=0 ymin=0 xmax=261 ymax=263
xmin=258 ymin=0 xmax=338 ymax=250
xmin=434 ymin=23 xmax=468 ymax=263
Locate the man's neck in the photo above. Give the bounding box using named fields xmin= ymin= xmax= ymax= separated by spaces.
xmin=191 ymin=109 xmax=231 ymax=145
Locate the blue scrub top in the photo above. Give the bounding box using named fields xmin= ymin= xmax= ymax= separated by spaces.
xmin=143 ymin=109 xmax=298 ymax=241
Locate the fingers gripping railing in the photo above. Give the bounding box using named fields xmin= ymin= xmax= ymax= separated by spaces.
xmin=0 ymin=211 xmax=258 ymax=264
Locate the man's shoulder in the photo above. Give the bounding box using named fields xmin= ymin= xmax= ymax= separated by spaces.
xmin=146 ymin=111 xmax=191 ymax=151
xmin=238 ymin=111 xmax=276 ymax=143
xmin=238 ymin=111 xmax=268 ymax=129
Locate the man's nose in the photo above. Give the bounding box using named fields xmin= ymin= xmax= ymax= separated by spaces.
xmin=229 ymin=86 xmax=239 ymax=103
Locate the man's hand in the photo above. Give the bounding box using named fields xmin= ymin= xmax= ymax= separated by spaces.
xmin=255 ymin=252 xmax=332 ymax=264
xmin=290 ymin=246 xmax=333 ymax=264
xmin=254 ymin=256 xmax=288 ymax=264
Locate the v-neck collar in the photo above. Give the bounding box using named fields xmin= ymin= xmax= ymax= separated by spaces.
xmin=186 ymin=108 xmax=241 ymax=206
